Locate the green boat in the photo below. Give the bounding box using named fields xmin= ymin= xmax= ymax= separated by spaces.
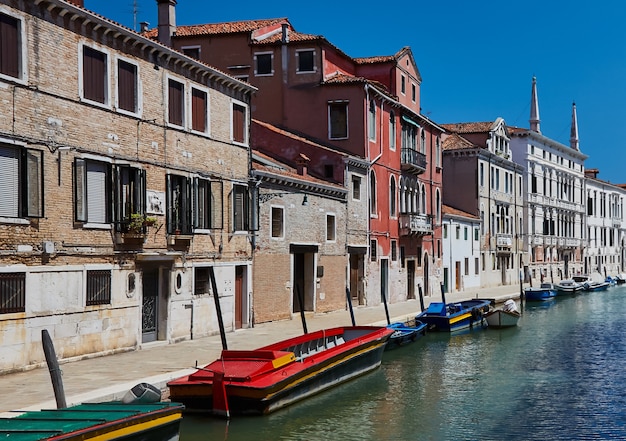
xmin=0 ymin=401 xmax=184 ymax=441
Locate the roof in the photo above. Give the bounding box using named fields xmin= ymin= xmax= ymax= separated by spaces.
xmin=442 ymin=133 xmax=477 ymax=151
xmin=442 ymin=204 xmax=480 ymax=220
xmin=142 ymin=18 xmax=290 ymax=38
xmin=441 ymin=122 xmax=497 ymax=134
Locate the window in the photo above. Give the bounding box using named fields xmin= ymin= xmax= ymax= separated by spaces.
xmin=167 ymin=174 xmax=192 ymax=234
xmin=464 ymin=258 xmax=469 ymax=276
xmin=475 ymin=258 xmax=479 ymax=275
xmin=443 ymin=224 xmax=447 ymax=239
xmin=420 ymin=129 xmax=426 ymax=154
xmin=456 ymin=226 xmax=460 ymax=240
xmin=194 ymin=267 xmax=209 ymax=295
xmin=271 ymin=206 xmax=284 ymax=238
xmin=168 ymin=78 xmax=185 ymax=127
xmin=401 ymin=75 xmax=406 ymax=94
xmin=82 ymin=45 xmax=108 ymax=105
xmin=74 ymin=158 xmax=111 ymax=224
xmin=329 ymin=102 xmax=348 ymax=139
xmin=436 ymin=136 xmax=441 ymax=167
xmin=114 ymin=165 xmax=146 ymax=232
xmin=370 ymin=239 xmax=377 ymax=262
xmin=0 ymin=272 xmax=25 ymax=314
xmin=390 ymin=175 xmax=397 ymax=217
xmin=326 ymin=214 xmax=336 ymax=241
xmin=232 ymin=101 xmax=248 ymax=144
xmin=352 ymin=175 xmax=361 ymax=201
xmin=0 ymin=145 xmax=43 ymax=218
xmin=0 ymin=12 xmax=22 ymax=80
xmin=296 ymin=49 xmax=315 ymax=72
xmin=194 ymin=178 xmax=223 ymax=230
xmin=368 ymin=100 xmax=376 ymax=141
xmin=391 ymin=240 xmax=397 ymax=261
xmin=324 ymin=164 xmax=334 ymax=178
xmin=474 ymin=228 xmax=479 ymax=241
xmin=254 ymin=52 xmax=273 ymax=76
xmin=464 ymin=227 xmax=468 ymax=240
xmin=389 ymin=112 xmax=396 ymax=151
xmin=191 ymin=87 xmax=208 ymax=133
xmin=233 ymin=184 xmax=250 ymax=232
xmin=86 ymin=270 xmax=111 ymax=306
xmin=411 ymin=84 xmax=416 ymax=102
xmin=369 ymin=171 xmax=377 ymax=216
xmin=116 ymin=59 xmax=138 ymax=114
xmin=182 ymin=46 xmax=200 ymax=59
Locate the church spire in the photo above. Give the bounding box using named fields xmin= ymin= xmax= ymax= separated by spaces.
xmin=530 ymin=76 xmax=540 ymax=133
xmin=570 ymin=101 xmax=579 ymax=151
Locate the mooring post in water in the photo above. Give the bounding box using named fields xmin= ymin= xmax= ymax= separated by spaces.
xmin=382 ymin=289 xmax=391 ymax=325
xmin=440 ymin=282 xmax=447 ymax=306
xmin=209 ymin=266 xmax=228 ymax=350
xmin=519 ymin=269 xmax=524 ymax=302
xmin=42 ymin=329 xmax=67 ymax=409
xmin=295 ymin=285 xmax=308 ymax=334
xmin=345 ymin=287 xmax=356 ymax=326
xmin=418 ymin=285 xmax=425 ymax=312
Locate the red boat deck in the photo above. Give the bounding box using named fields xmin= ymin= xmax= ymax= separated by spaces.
xmin=189 ymin=350 xmax=296 ymax=382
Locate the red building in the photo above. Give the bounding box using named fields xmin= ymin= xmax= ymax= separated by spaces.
xmin=147 ymin=2 xmax=444 ymax=308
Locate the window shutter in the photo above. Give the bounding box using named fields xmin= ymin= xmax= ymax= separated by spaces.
xmin=232 ymin=104 xmax=245 ymax=143
xmin=24 ymin=149 xmax=43 ymax=218
xmin=0 ymin=14 xmax=19 ymax=78
xmin=0 ymin=146 xmax=19 ymax=217
xmin=117 ymin=60 xmax=137 ymax=112
xmin=74 ymin=158 xmax=86 ymax=222
xmin=210 ymin=180 xmax=223 ymax=230
xmin=191 ymin=88 xmax=207 ymax=132
xmin=168 ymin=79 xmax=184 ymax=126
xmin=83 ymin=47 xmax=106 ymax=103
xmin=86 ymin=161 xmax=107 ymax=223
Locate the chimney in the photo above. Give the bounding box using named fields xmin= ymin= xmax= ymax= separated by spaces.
xmin=529 ymin=76 xmax=541 ymax=134
xmin=157 ymin=0 xmax=177 ymax=47
xmin=281 ymin=23 xmax=290 ymax=44
xmin=140 ymin=22 xmax=150 ymax=33
xmin=296 ymin=153 xmax=310 ymax=176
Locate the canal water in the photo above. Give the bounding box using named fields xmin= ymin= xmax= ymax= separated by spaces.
xmin=179 ymin=285 xmax=626 ymax=440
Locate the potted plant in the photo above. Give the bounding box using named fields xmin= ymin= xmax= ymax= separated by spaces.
xmin=127 ymin=214 xmax=157 ymax=233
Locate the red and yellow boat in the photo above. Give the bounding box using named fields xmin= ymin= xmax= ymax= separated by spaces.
xmin=167 ymin=326 xmax=393 ymax=416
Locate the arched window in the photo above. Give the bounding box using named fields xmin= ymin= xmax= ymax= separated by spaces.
xmin=390 ymin=175 xmax=397 ymax=217
xmin=399 ymin=177 xmax=406 ymax=213
xmin=368 ymin=99 xmax=376 ymax=141
xmin=389 ymin=111 xmax=396 ymax=150
xmin=421 ymin=185 xmax=427 ymax=214
xmin=436 ymin=189 xmax=441 ymax=223
xmin=369 ymin=170 xmax=377 ymax=216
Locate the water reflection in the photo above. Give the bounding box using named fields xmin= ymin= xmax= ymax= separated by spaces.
xmin=180 ymin=287 xmax=626 ymax=440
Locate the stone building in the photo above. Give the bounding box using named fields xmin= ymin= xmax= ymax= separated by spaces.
xmin=509 ymin=78 xmax=587 ymax=281
xmin=0 ymin=0 xmax=255 ymax=372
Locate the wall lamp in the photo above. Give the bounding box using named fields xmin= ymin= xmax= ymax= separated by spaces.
xmin=259 ymin=192 xmax=309 ymax=206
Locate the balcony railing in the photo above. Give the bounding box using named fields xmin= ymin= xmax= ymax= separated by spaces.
xmin=401 ymin=148 xmax=427 ymax=174
xmin=399 ymin=213 xmax=433 ymax=236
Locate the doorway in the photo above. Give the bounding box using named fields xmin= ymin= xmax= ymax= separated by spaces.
xmin=141 ymin=267 xmax=159 ymax=343
xmin=235 ymin=266 xmax=244 ymax=329
xmin=407 ymin=260 xmax=415 ymax=299
xmin=291 ymin=245 xmax=317 ymax=313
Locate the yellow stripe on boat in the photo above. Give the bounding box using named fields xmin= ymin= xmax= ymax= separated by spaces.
xmin=272 ymin=352 xmax=296 ymax=369
xmin=449 ymin=312 xmax=472 ymax=325
xmin=84 ymin=411 xmax=182 ymax=441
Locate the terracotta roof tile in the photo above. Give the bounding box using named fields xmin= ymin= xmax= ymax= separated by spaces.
xmin=442 ymin=204 xmax=479 ymax=220
xmin=142 ymin=18 xmax=290 ymax=38
xmin=441 ymin=122 xmax=495 ymax=134
xmin=442 ymin=133 xmax=477 ymax=151
xmin=354 ymin=55 xmax=396 ymax=64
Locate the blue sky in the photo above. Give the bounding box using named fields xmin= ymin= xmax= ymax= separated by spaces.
xmin=86 ymin=0 xmax=626 ymax=184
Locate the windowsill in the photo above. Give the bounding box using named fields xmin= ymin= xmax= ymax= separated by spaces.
xmin=83 ymin=223 xmax=111 ymax=230
xmin=0 ymin=217 xmax=30 ymax=226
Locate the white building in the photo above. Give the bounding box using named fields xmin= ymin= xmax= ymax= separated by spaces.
xmin=584 ymin=169 xmax=626 ymax=277
xmin=442 ymin=205 xmax=481 ymax=293
xmin=510 ymin=77 xmax=588 ymax=282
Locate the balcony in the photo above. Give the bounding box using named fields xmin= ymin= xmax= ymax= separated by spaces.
xmin=399 ymin=213 xmax=433 ymax=236
xmin=401 ymin=148 xmax=427 ymax=174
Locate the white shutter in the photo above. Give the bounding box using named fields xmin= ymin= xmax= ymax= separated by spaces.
xmin=87 ymin=161 xmax=107 ymax=223
xmin=0 ymin=146 xmax=19 ymax=217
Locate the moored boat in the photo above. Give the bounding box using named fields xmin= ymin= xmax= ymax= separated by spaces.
xmin=167 ymin=326 xmax=393 ymax=416
xmin=524 ymin=283 xmax=557 ymax=301
xmin=415 ymin=299 xmax=491 ymax=332
xmin=0 ymin=400 xmax=184 ymax=441
xmin=582 ymin=281 xmax=610 ymax=292
xmin=385 ymin=319 xmax=427 ymax=350
xmin=484 ymin=299 xmax=521 ymax=328
xmin=553 ymin=279 xmax=584 ymax=295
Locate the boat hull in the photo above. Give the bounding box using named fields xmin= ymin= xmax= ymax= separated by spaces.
xmin=524 ymin=288 xmax=557 ymax=301
xmin=385 ymin=320 xmax=427 ymax=350
xmin=0 ymin=402 xmax=184 ymax=441
xmin=168 ymin=326 xmax=392 ymax=416
xmin=484 ymin=310 xmax=520 ymax=328
xmin=416 ymin=299 xmax=491 ymax=332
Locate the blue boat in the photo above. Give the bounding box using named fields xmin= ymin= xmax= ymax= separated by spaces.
xmin=416 ymin=299 xmax=491 ymax=332
xmin=385 ymin=320 xmax=427 ymax=350
xmin=524 ymin=283 xmax=557 ymax=301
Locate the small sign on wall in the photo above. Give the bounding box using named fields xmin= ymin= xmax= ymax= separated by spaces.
xmin=147 ymin=190 xmax=165 ymax=215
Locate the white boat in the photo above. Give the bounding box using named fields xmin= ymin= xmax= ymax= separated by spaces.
xmin=484 ymin=299 xmax=521 ymax=328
